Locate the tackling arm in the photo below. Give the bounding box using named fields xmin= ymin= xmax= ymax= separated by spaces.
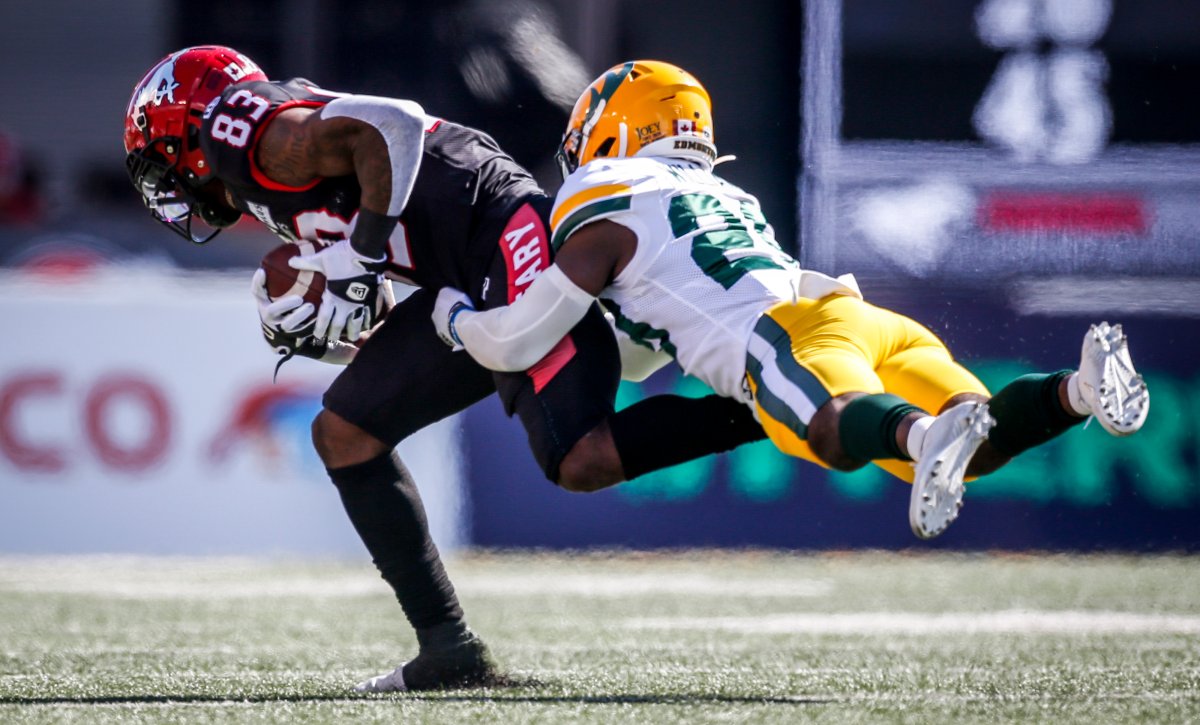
xmin=449 ymin=265 xmax=596 ymax=371
xmin=442 ymin=220 xmax=636 ymax=371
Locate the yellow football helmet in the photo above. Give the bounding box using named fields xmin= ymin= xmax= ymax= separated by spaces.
xmin=555 ymin=60 xmax=717 ymax=178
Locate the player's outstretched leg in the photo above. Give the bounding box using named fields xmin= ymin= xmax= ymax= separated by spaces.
xmin=1071 ymin=322 xmax=1149 ymax=436
xmin=355 ymin=624 xmax=497 ymax=692
xmin=908 ymin=401 xmax=996 ymax=540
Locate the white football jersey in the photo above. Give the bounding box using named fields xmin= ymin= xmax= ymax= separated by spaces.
xmin=550 ymin=157 xmax=804 ymax=401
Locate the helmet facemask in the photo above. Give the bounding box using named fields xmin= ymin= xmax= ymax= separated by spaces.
xmin=125 ymin=137 xmax=230 ymax=244
xmin=555 ymin=128 xmax=581 ymax=180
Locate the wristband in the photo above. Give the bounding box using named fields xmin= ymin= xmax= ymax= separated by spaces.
xmin=351 ymin=208 xmax=398 ymax=260
xmin=447 ymin=302 xmax=470 ymax=346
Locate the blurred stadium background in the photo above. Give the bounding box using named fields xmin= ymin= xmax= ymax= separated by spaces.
xmin=1 ymin=0 xmax=1198 ymax=558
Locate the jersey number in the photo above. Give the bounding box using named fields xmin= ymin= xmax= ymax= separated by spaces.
xmin=210 ymin=90 xmax=269 ymax=149
xmin=668 ymin=193 xmax=787 ymax=290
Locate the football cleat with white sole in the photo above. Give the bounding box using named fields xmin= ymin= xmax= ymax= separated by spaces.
xmin=1077 ymin=322 xmax=1149 ymax=437
xmin=909 ymin=401 xmax=996 ymax=540
xmin=355 ymin=666 xmax=407 ymax=693
xmin=354 ymin=629 xmax=496 ymax=693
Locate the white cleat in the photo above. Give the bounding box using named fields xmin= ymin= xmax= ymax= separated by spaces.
xmin=354 ymin=664 xmax=408 ymax=693
xmin=909 ymin=401 xmax=996 ymax=540
xmin=1077 ymin=322 xmax=1150 ymax=436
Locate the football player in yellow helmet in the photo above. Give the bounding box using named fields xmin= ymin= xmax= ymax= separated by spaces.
xmin=556 ymin=60 xmax=717 ymax=177
xmin=435 ymin=60 xmax=1149 ymax=541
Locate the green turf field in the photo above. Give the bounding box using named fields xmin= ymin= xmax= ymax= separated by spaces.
xmin=2 ymin=551 xmax=1198 ymax=723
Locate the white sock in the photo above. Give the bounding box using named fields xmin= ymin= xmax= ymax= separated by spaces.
xmin=1065 ymin=372 xmax=1091 ymax=416
xmin=906 ymin=415 xmax=936 ymax=461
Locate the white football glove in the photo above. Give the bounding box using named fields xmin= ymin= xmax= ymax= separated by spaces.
xmin=251 ymin=268 xmax=317 ymax=337
xmin=288 ymin=238 xmax=387 ymax=343
xmin=432 ymin=287 xmax=474 ymax=351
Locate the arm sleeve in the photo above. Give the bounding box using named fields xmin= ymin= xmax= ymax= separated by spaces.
xmin=319 ymin=96 xmax=425 ymax=216
xmin=453 ymin=265 xmax=595 ymax=372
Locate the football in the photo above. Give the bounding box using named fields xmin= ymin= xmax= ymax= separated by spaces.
xmin=259 ymin=240 xmax=392 ymax=340
xmin=260 ymin=240 xmax=329 ymax=306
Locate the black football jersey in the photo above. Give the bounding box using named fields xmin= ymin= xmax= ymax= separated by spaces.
xmin=199 ymin=79 xmax=545 ymax=290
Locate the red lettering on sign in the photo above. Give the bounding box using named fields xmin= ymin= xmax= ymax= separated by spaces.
xmin=0 ymin=370 xmax=173 ymax=474
xmin=0 ymin=372 xmax=66 ymax=472
xmin=84 ymin=376 xmax=171 ymax=472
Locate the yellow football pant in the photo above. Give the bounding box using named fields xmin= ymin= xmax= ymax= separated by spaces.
xmin=744 ymin=295 xmax=989 ymax=483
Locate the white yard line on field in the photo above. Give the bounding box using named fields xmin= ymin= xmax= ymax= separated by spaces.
xmin=625 ymin=611 xmax=1200 ymax=635
xmin=460 ymin=573 xmax=834 ymax=598
xmin=0 ymin=558 xmax=833 ymax=599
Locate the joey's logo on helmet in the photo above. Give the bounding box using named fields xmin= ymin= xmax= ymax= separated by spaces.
xmin=634 ymin=122 xmax=662 ymax=143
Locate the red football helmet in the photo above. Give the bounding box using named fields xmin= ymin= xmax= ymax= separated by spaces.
xmin=124 ymin=46 xmax=267 ymax=243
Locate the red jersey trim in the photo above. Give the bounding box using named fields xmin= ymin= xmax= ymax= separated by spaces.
xmin=528 ymin=336 xmax=577 ymax=394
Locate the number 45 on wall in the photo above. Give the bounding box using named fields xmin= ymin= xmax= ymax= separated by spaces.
xmin=973 ymin=0 xmax=1112 ymax=164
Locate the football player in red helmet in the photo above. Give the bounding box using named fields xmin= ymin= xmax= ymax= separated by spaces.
xmin=124 ymin=46 xmax=266 ymax=244
xmin=122 ymin=48 xmax=766 ymax=693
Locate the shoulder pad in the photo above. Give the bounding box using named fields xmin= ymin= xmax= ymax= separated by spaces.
xmin=549 ymin=159 xmax=663 ymax=250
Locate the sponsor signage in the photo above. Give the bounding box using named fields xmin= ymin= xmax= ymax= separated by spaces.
xmin=0 ymin=268 xmax=465 ymax=555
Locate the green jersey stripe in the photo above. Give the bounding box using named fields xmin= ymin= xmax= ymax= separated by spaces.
xmin=751 ymin=314 xmax=832 ymax=411
xmin=551 ymin=195 xmax=632 ymax=250
xmin=745 ymin=354 xmax=809 ymax=439
xmin=603 ymin=298 xmax=677 ymax=358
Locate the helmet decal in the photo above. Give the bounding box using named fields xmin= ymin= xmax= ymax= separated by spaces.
xmin=202 ymin=96 xmax=220 ymax=120
xmin=137 ymin=54 xmax=181 ymax=110
xmin=221 ymin=53 xmax=262 ymax=82
xmin=579 ymin=62 xmax=634 ymax=145
xmin=559 ymin=60 xmax=716 ymax=176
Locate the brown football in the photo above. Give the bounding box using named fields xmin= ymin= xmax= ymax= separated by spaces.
xmin=260 ymin=240 xmax=328 ymax=305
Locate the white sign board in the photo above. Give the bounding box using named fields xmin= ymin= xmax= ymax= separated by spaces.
xmin=0 ymin=266 xmax=465 ymax=555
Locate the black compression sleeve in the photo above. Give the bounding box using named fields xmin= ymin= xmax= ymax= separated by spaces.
xmin=350 ymin=207 xmax=398 ymax=259
xmin=839 ymin=393 xmax=922 ymax=463
xmin=326 ymin=450 xmax=464 ymax=630
xmin=608 ymin=394 xmax=767 ymax=480
xmin=986 ymin=370 xmax=1080 ymax=457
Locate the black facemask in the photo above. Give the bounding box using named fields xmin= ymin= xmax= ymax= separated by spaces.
xmin=125 ymin=137 xmax=239 ymax=244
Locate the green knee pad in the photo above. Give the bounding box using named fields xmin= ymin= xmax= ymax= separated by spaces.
xmin=839 ymin=393 xmax=923 ymax=463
